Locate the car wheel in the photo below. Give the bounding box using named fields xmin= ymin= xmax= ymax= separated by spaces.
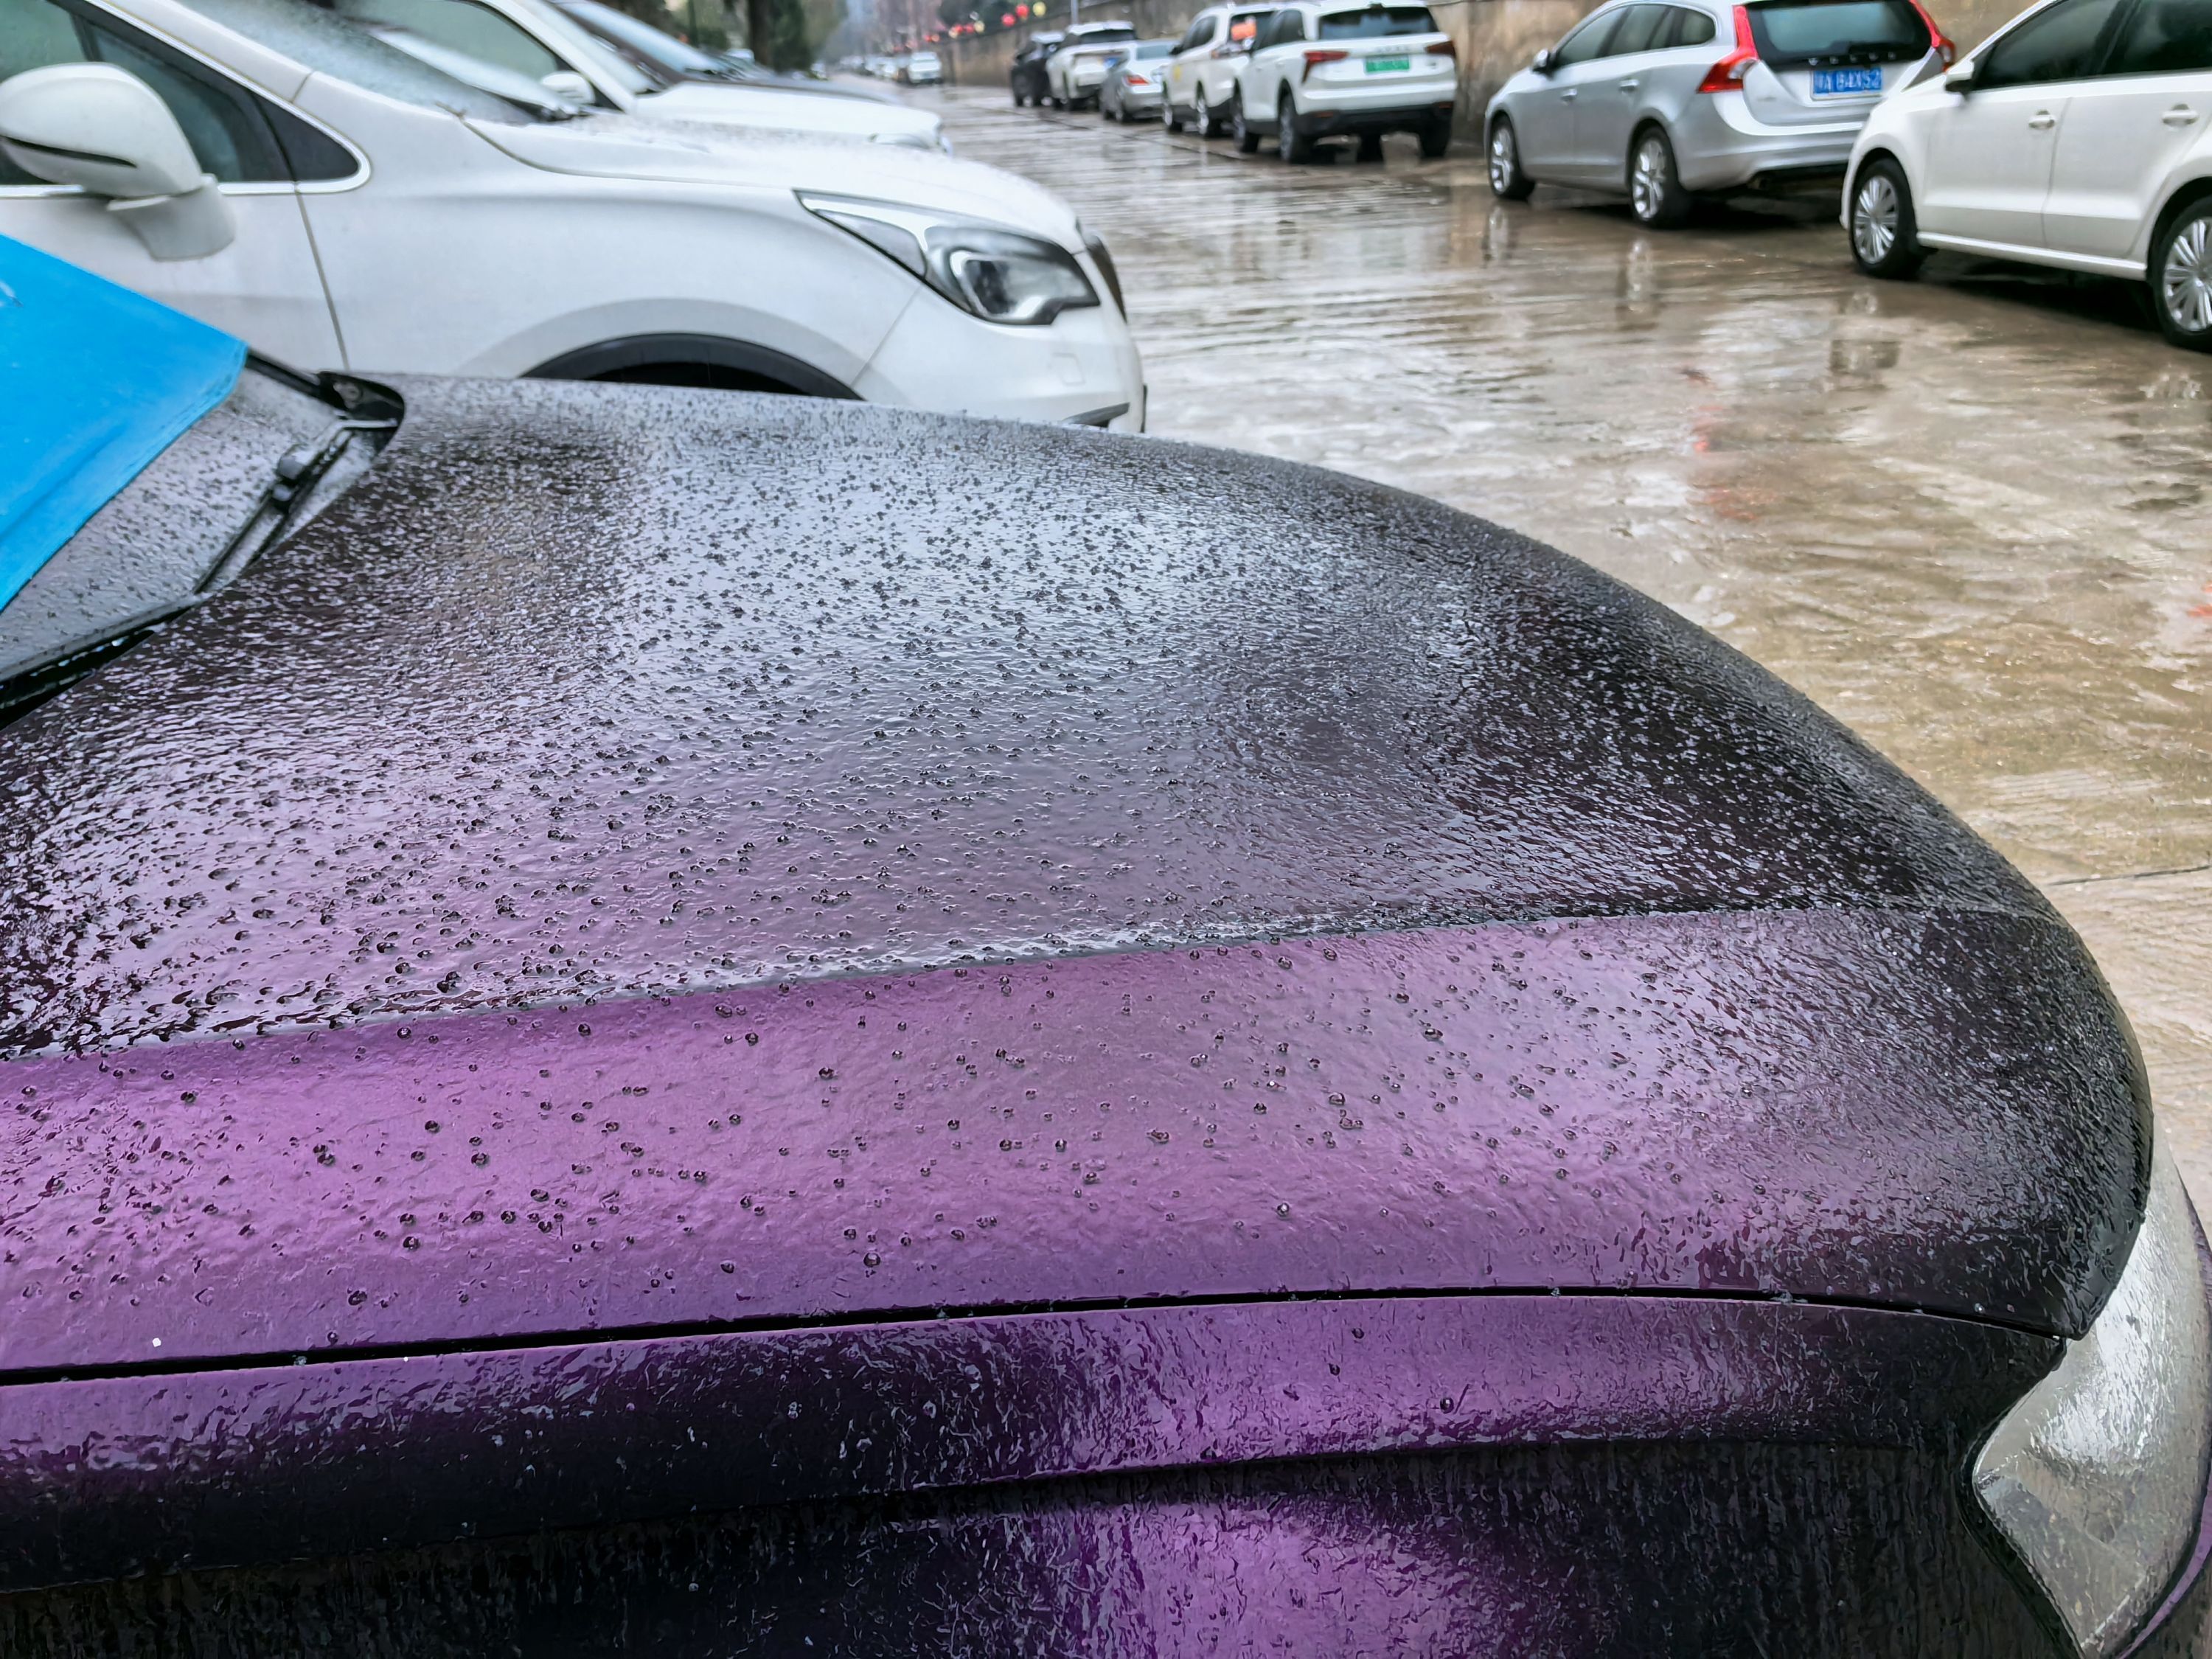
xmin=1194 ymin=94 xmax=1219 ymax=137
xmin=1279 ymin=91 xmax=1312 ymax=162
xmin=1012 ymin=87 xmax=1026 ymax=106
xmin=1417 ymin=116 xmax=1450 ymax=159
xmin=1166 ymin=100 xmax=1185 ymax=131
xmin=1488 ymin=116 xmax=1534 ymax=201
xmin=1628 ymin=125 xmax=1691 ymax=229
xmin=1848 ymin=156 xmax=1926 ymax=281
xmin=1233 ymin=91 xmax=1260 ymax=152
xmin=2153 ymin=200 xmax=2212 ymax=352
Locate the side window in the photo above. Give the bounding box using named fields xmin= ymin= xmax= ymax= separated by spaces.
xmin=1553 ymin=7 xmax=1623 ymax=63
xmin=2104 ymin=0 xmax=2212 ymax=74
xmin=0 ymin=0 xmax=302 ymax=185
xmin=327 ymin=0 xmax=568 ymax=81
xmin=1669 ymin=6 xmax=1718 ymax=45
xmin=1975 ymin=0 xmax=2128 ymax=85
xmin=1608 ymin=4 xmax=1670 ymax=52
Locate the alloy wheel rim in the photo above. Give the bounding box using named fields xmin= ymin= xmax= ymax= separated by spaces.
xmin=1632 ymin=137 xmax=1667 ymax=220
xmin=1854 ymin=175 xmax=1899 ymax=265
xmin=2163 ymin=218 xmax=2212 ymax=335
xmin=1490 ymin=126 xmax=1514 ymax=192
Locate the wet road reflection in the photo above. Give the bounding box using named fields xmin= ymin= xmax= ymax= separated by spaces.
xmin=930 ymin=86 xmax=2212 ymax=1190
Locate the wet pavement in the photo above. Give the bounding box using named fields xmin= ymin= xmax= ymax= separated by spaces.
xmin=925 ymin=86 xmax=2212 ymax=1196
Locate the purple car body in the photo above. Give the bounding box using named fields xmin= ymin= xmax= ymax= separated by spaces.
xmin=0 ymin=257 xmax=2207 ymax=1654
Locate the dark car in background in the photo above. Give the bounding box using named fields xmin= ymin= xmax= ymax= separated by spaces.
xmin=1009 ymin=28 xmax=1066 ymax=103
xmin=2 ymin=239 xmax=2211 ymax=1658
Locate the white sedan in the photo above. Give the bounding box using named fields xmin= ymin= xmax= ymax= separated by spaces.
xmin=0 ymin=0 xmax=1144 ymax=426
xmin=1846 ymin=0 xmax=2212 ymax=349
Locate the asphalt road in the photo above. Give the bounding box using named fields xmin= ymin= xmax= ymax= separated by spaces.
xmin=922 ymin=84 xmax=2212 ymax=1197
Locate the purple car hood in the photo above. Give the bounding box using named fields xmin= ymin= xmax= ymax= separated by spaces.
xmin=0 ymin=379 xmax=2144 ymax=1380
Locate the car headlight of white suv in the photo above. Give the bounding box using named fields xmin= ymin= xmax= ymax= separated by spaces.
xmin=1973 ymin=1132 xmax=2212 ymax=1656
xmin=800 ymin=194 xmax=1099 ymax=327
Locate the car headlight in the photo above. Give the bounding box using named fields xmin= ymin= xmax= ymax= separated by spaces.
xmin=799 ymin=193 xmax=1098 ymax=326
xmin=1974 ymin=1130 xmax=2212 ymax=1655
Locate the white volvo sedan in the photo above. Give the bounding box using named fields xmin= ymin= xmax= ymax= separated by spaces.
xmin=0 ymin=0 xmax=1144 ymax=425
xmin=1846 ymin=0 xmax=2212 ymax=349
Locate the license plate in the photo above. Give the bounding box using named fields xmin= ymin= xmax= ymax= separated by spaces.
xmin=1365 ymin=56 xmax=1411 ymax=73
xmin=1811 ymin=66 xmax=1884 ymax=97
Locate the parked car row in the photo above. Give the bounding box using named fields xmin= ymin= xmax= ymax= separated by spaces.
xmin=1015 ymin=0 xmax=1461 ymax=161
xmin=1484 ymin=0 xmax=2212 ymax=348
xmin=0 ymin=0 xmax=1143 ymax=424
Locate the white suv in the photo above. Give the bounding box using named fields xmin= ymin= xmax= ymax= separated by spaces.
xmin=1163 ymin=1 xmax=1276 ymax=135
xmin=1231 ymin=0 xmax=1457 ymax=159
xmin=1846 ymin=0 xmax=2212 ymax=349
xmin=0 ymin=0 xmax=1143 ymax=425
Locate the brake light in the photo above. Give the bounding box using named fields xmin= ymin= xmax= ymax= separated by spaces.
xmin=1429 ymin=37 xmax=1456 ymax=58
xmin=1696 ymin=4 xmax=1757 ymax=91
xmin=1302 ymin=46 xmax=1349 ymax=79
xmin=1127 ymin=72 xmax=1151 ymax=85
xmin=1906 ymin=0 xmax=1956 ymax=63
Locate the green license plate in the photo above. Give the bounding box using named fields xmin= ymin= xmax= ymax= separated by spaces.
xmin=1365 ymin=55 xmax=1411 ymax=72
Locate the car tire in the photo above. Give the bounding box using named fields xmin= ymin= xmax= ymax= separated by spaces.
xmin=1166 ymin=100 xmax=1185 ymax=131
xmin=1418 ymin=116 xmax=1450 ymax=159
xmin=1279 ymin=91 xmax=1312 ymax=162
xmin=1848 ymin=156 xmax=1927 ymax=281
xmin=1233 ymin=91 xmax=1260 ymax=152
xmin=1488 ymin=116 xmax=1534 ymax=200
xmin=2152 ymin=199 xmax=2212 ymax=352
xmin=1012 ymin=87 xmax=1026 ymax=107
xmin=1628 ymin=125 xmax=1692 ymax=229
xmin=1194 ymin=94 xmax=1221 ymax=138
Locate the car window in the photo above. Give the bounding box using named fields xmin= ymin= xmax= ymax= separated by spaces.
xmin=2104 ymin=0 xmax=2212 ymax=73
xmin=1315 ymin=3 xmax=1436 ymax=34
xmin=546 ymin=0 xmax=720 ymax=73
xmin=173 ymin=0 xmax=539 ymax=118
xmin=1607 ymin=4 xmax=1672 ymax=52
xmin=1975 ymin=0 xmax=2127 ymax=83
xmin=1552 ymin=7 xmax=1623 ymax=62
xmin=1745 ymin=0 xmax=1930 ymax=62
xmin=320 ymin=0 xmax=567 ymax=82
xmin=0 ymin=0 xmax=305 ymax=183
xmin=1135 ymin=38 xmax=1175 ymax=54
xmin=1666 ymin=6 xmax=1719 ymax=45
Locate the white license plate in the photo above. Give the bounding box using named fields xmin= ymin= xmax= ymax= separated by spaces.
xmin=1811 ymin=66 xmax=1884 ymax=97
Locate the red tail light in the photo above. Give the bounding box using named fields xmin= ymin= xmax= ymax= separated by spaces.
xmin=1696 ymin=6 xmax=1758 ymax=91
xmin=1906 ymin=0 xmax=1956 ymax=62
xmin=1430 ymin=37 xmax=1456 ymax=58
xmin=1302 ymin=46 xmax=1349 ymax=80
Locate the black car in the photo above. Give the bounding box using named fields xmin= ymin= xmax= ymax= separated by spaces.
xmin=1008 ymin=29 xmax=1065 ymax=104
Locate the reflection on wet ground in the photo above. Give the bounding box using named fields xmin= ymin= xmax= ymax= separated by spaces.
xmin=933 ymin=86 xmax=2212 ymax=1193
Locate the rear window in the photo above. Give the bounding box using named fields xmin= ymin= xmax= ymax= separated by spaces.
xmin=1317 ymin=4 xmax=1440 ymax=35
xmin=1135 ymin=39 xmax=1175 ymax=55
xmin=1747 ymin=0 xmax=1930 ymax=61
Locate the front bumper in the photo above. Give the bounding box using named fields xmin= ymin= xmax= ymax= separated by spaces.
xmin=854 ymin=283 xmax=1145 ymax=432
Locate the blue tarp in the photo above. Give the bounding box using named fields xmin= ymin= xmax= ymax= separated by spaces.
xmin=0 ymin=237 xmax=246 ymax=613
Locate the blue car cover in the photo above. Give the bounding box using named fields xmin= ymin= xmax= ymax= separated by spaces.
xmin=0 ymin=237 xmax=246 ymax=613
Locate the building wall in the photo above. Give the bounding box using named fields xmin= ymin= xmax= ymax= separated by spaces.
xmin=941 ymin=0 xmax=2028 ymax=145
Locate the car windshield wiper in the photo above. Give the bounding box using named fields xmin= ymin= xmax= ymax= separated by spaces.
xmin=0 ymin=374 xmax=400 ymax=726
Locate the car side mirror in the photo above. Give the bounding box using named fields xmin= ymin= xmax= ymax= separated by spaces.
xmin=1942 ymin=60 xmax=1976 ymax=91
xmin=0 ymin=64 xmax=234 ymax=260
xmin=1531 ymin=47 xmax=1558 ymax=74
xmin=540 ymin=69 xmax=594 ymax=103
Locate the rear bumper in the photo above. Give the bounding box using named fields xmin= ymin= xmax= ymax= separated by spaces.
xmin=1670 ymin=91 xmax=1868 ymax=193
xmin=1292 ymin=99 xmax=1453 ymax=138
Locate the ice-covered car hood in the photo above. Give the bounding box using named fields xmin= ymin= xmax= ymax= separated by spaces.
xmin=639 ymin=79 xmax=944 ymax=146
xmin=0 ymin=380 xmax=2146 ymax=1383
xmin=467 ymin=112 xmax=1074 ymax=241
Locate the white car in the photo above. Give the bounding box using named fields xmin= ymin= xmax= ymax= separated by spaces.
xmin=898 ymin=49 xmax=942 ymax=84
xmin=0 ymin=0 xmax=1144 ymax=427
xmin=1046 ymin=29 xmax=1136 ymax=107
xmin=1163 ymin=1 xmax=1277 ymax=135
xmin=1231 ymin=0 xmax=1457 ymax=159
xmin=1845 ymin=0 xmax=2212 ymax=348
xmin=316 ymin=0 xmax=950 ymax=149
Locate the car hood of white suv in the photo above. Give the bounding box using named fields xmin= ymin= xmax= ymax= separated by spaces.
xmin=639 ymin=80 xmax=947 ymax=150
xmin=467 ymin=113 xmax=1085 ymax=246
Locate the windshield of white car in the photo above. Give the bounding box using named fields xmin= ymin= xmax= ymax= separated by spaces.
xmin=547 ymin=0 xmax=725 ymax=75
xmin=173 ymin=0 xmax=546 ymax=119
xmin=1745 ymin=0 xmax=1930 ymax=63
xmin=313 ymin=0 xmax=647 ymax=97
xmin=352 ymin=21 xmax=585 ymax=112
xmin=1316 ymin=4 xmax=1441 ymax=36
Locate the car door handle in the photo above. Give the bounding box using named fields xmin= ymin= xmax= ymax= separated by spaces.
xmin=1618 ymin=77 xmax=1638 ymax=90
xmin=2165 ymin=105 xmax=2200 ymax=126
xmin=2027 ymin=110 xmax=2055 ymax=128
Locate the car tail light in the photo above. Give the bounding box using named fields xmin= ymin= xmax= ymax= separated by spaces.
xmin=1428 ymin=37 xmax=1456 ymax=58
xmin=1127 ymin=72 xmax=1151 ymax=85
xmin=1302 ymin=46 xmax=1349 ymax=80
xmin=1695 ymin=5 xmax=1756 ymax=91
xmin=1905 ymin=0 xmax=1956 ymax=62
